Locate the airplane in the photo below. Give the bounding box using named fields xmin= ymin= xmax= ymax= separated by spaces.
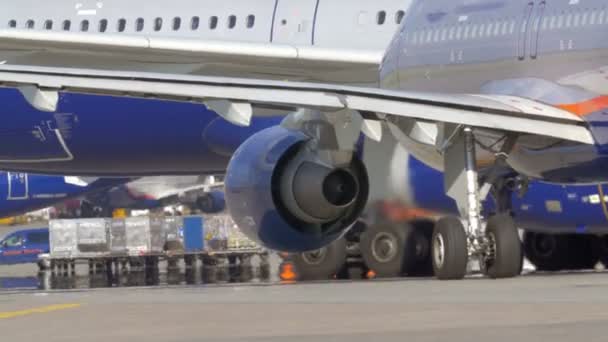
xmin=0 ymin=172 xmax=128 ymax=220
xmin=83 ymin=175 xmax=226 ymax=214
xmin=0 ymin=0 xmax=603 ymax=281
xmin=0 ymin=0 xmax=410 ymax=176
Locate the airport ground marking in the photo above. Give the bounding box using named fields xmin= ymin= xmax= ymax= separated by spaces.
xmin=0 ymin=303 xmax=81 ymax=319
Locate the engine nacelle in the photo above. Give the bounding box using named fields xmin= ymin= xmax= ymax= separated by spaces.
xmin=225 ymin=125 xmax=368 ymax=252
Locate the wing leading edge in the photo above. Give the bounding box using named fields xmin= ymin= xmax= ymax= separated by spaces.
xmin=0 ymin=64 xmax=594 ymax=145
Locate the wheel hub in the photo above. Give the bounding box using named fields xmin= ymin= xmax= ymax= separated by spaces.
xmin=371 ymin=232 xmax=398 ymax=263
xmin=433 ymin=233 xmax=446 ymax=268
xmin=301 ymin=248 xmax=328 ymax=265
xmin=534 ymin=234 xmax=556 ymax=258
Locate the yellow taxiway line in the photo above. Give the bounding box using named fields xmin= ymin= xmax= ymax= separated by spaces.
xmin=0 ymin=303 xmax=81 ymax=319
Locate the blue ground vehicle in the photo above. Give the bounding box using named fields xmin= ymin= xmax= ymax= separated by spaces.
xmin=0 ymin=228 xmax=49 ymax=264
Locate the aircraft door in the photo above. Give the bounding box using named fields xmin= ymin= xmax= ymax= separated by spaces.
xmin=517 ymin=1 xmax=535 ymax=60
xmin=271 ymin=0 xmax=319 ymax=45
xmin=7 ymin=172 xmax=28 ymax=200
xmin=530 ymin=1 xmax=546 ymax=59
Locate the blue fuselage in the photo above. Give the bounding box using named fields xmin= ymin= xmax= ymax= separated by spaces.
xmin=0 ymin=88 xmax=281 ymax=176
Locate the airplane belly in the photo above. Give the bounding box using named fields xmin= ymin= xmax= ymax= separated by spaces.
xmin=0 ymin=88 xmax=277 ymax=176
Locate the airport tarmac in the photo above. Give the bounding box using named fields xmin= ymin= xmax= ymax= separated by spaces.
xmin=1 ymin=273 xmax=608 ymax=342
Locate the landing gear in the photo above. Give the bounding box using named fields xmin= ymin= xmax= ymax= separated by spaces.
xmin=524 ymin=232 xmax=598 ymax=271
xmin=291 ymin=238 xmax=347 ymax=280
xmin=480 ymin=214 xmax=522 ymax=278
xmin=432 ymin=217 xmax=468 ymax=280
xmin=360 ymin=221 xmax=433 ymax=277
xmin=436 ymin=126 xmax=522 ymax=280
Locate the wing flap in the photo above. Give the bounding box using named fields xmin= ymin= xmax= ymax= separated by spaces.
xmin=0 ymin=64 xmax=594 ymax=145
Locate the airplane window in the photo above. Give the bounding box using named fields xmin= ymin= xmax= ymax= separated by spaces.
xmin=501 ymin=21 xmax=508 ymax=35
xmin=99 ymin=19 xmax=107 ymax=32
xmin=557 ymin=14 xmax=564 ymax=29
xmin=81 ymin=19 xmax=89 ymax=32
xmin=154 ymin=17 xmax=162 ymax=31
xmin=173 ymin=17 xmax=181 ymax=31
xmin=494 ymin=21 xmax=501 ymax=36
xmin=8 ymin=20 xmax=16 ymax=28
xmin=246 ymin=15 xmax=255 ymax=28
xmin=44 ymin=20 xmax=53 ymax=30
xmin=541 ymin=16 xmax=549 ymax=30
xmin=448 ymin=26 xmax=455 ymax=40
xmin=455 ymin=25 xmax=462 ymax=40
xmin=549 ymin=15 xmax=557 ymax=29
xmin=63 ymin=20 xmax=71 ymax=31
xmin=479 ymin=23 xmax=485 ymax=37
xmin=440 ymin=27 xmax=447 ymax=41
xmin=26 ymin=19 xmax=34 ymax=29
xmin=118 ymin=18 xmax=126 ymax=32
xmin=411 ymin=31 xmax=418 ymax=45
xmin=395 ymin=10 xmax=405 ymax=24
xmin=573 ymin=13 xmax=581 ymax=27
xmin=191 ymin=16 xmax=200 ymax=30
xmin=590 ymin=11 xmax=597 ymax=25
xmin=471 ymin=24 xmax=478 ymax=38
xmin=486 ymin=22 xmax=494 ymax=36
xmin=209 ymin=16 xmax=218 ymax=30
xmin=463 ymin=25 xmax=470 ymax=40
xmin=509 ymin=20 xmax=516 ymax=33
xmin=136 ymin=18 xmax=144 ymax=32
xmin=581 ymin=11 xmax=588 ymax=26
xmin=565 ymin=13 xmax=572 ymax=27
xmin=377 ymin=11 xmax=386 ymax=25
xmin=599 ymin=10 xmax=606 ymax=25
xmin=426 ymin=29 xmax=433 ymax=43
xmin=228 ymin=15 xmax=236 ymax=29
xmin=433 ymin=28 xmax=440 ymax=42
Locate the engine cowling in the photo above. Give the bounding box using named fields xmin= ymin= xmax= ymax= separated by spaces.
xmin=225 ymin=125 xmax=368 ymax=252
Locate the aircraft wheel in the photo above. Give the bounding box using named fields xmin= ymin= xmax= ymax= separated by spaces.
xmin=360 ymin=222 xmax=408 ymax=277
xmin=408 ymin=220 xmax=435 ymax=277
xmin=568 ymin=235 xmax=598 ymax=270
xmin=523 ymin=232 xmax=568 ymax=271
xmin=432 ymin=216 xmax=468 ymax=280
xmin=592 ymin=235 xmax=608 ymax=267
xmin=481 ymin=214 xmax=522 ymax=279
xmin=291 ymin=238 xmax=347 ymax=281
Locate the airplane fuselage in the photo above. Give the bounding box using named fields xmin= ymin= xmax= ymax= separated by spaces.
xmin=0 ymin=0 xmax=406 ymax=175
xmin=0 ymin=0 xmax=406 ymax=84
xmin=381 ymin=0 xmax=608 ymax=183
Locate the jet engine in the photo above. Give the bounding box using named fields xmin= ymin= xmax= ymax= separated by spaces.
xmin=225 ymin=125 xmax=368 ymax=252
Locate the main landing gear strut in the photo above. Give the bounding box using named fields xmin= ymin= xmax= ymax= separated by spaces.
xmin=432 ymin=126 xmax=522 ymax=280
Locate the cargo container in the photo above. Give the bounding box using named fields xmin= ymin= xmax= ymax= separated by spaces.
xmin=123 ymin=216 xmax=165 ymax=256
xmin=40 ymin=215 xmax=268 ymax=276
xmin=49 ymin=219 xmax=78 ymax=258
xmin=76 ymin=218 xmax=112 ymax=255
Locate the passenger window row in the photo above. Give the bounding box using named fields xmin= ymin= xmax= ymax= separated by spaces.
xmin=540 ymin=8 xmax=607 ymax=31
xmin=407 ymin=18 xmax=518 ymax=46
xmin=376 ymin=10 xmax=406 ymax=25
xmin=7 ymin=14 xmax=257 ymax=32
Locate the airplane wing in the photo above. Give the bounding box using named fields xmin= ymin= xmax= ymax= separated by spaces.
xmin=0 ymin=30 xmax=382 ymax=83
xmin=0 ymin=64 xmax=594 ymax=145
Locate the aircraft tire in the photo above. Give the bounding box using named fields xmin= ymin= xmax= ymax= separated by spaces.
xmin=482 ymin=214 xmax=522 ymax=279
xmin=292 ymin=238 xmax=347 ymax=281
xmin=567 ymin=235 xmax=598 ymax=270
xmin=360 ymin=222 xmax=410 ymax=277
xmin=523 ymin=232 xmax=568 ymax=271
xmin=432 ymin=216 xmax=468 ymax=280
